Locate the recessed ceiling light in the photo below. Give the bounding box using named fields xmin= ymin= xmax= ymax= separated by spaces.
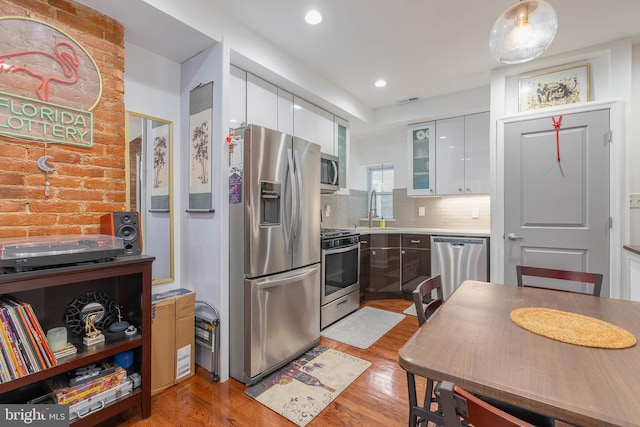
xmin=305 ymin=10 xmax=323 ymax=25
xmin=374 ymin=79 xmax=387 ymax=88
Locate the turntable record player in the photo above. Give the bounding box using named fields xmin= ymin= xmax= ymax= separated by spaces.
xmin=0 ymin=234 xmax=125 ymax=270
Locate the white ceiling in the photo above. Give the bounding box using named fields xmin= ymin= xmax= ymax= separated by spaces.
xmin=78 ymin=0 xmax=640 ymax=118
xmin=216 ymin=0 xmax=640 ymax=110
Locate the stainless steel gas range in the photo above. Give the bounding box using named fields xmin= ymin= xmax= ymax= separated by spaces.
xmin=320 ymin=228 xmax=360 ymax=329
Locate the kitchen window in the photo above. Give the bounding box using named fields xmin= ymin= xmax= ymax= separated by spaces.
xmin=368 ymin=165 xmax=394 ymax=219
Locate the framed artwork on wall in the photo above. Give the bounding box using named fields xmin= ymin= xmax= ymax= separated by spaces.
xmin=188 ymin=81 xmax=214 ymax=212
xmin=518 ymin=64 xmax=590 ymax=112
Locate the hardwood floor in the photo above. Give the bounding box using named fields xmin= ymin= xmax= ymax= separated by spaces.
xmin=100 ymin=299 xmax=426 ymax=427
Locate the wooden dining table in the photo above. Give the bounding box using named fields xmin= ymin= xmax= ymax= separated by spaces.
xmin=398 ymin=280 xmax=640 ymax=427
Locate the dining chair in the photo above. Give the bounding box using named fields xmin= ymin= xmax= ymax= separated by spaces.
xmin=407 ymin=275 xmax=554 ymax=427
xmin=407 ymin=275 xmax=445 ymax=427
xmin=412 ymin=274 xmax=444 ymax=327
xmin=436 ymin=381 xmax=536 ymax=427
xmin=516 ymin=265 xmax=603 ymax=296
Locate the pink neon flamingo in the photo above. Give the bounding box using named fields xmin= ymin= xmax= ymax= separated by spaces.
xmin=0 ymin=40 xmax=80 ymax=101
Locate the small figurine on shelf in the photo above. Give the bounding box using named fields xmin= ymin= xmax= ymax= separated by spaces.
xmin=83 ymin=313 xmax=105 ymax=346
xmin=124 ymin=324 xmax=137 ymax=336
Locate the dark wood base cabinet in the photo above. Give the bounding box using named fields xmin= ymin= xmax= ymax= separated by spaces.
xmin=359 ymin=234 xmax=370 ymax=303
xmin=367 ymin=234 xmax=402 ymax=300
xmin=0 ymin=256 xmax=153 ymax=426
xmin=400 ymin=234 xmax=430 ymax=299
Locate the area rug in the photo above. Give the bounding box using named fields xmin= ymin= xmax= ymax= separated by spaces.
xmin=403 ymin=303 xmax=417 ymax=316
xmin=320 ymin=306 xmax=404 ymax=349
xmin=245 ymin=346 xmax=371 ymax=426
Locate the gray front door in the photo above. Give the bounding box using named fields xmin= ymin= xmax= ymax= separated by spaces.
xmin=504 ymin=109 xmax=610 ymax=295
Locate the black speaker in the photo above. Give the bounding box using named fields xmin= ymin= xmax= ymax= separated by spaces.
xmin=100 ymin=212 xmax=142 ymax=256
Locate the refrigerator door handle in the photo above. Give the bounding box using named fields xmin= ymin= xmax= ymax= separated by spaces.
xmin=293 ymin=149 xmax=304 ymax=242
xmin=286 ymin=148 xmax=298 ymax=249
xmin=254 ymin=264 xmax=318 ymax=290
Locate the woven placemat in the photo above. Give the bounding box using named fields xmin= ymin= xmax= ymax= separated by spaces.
xmin=510 ymin=307 xmax=636 ymax=349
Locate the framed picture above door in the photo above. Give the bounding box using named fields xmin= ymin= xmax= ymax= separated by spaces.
xmin=518 ymin=64 xmax=590 ymax=112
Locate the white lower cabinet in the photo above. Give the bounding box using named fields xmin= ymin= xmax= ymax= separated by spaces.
xmin=628 ymin=250 xmax=640 ymax=302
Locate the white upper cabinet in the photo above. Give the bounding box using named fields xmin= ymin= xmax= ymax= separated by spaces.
xmin=407 ymin=121 xmax=436 ymax=196
xmin=435 ymin=116 xmax=465 ymax=195
xmin=432 ymin=112 xmax=490 ymax=196
xmin=246 ymin=73 xmax=278 ymax=130
xmin=229 ymin=65 xmax=246 ymax=131
xmin=277 ymin=88 xmax=293 ymax=135
xmin=463 ymin=112 xmax=490 ymax=194
xmin=335 ymin=116 xmax=349 ymax=190
xmin=315 ymin=107 xmax=335 ymax=154
xmin=293 ymin=96 xmax=316 ymax=142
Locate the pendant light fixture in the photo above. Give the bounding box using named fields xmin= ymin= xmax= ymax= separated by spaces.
xmin=489 ymin=0 xmax=558 ymax=64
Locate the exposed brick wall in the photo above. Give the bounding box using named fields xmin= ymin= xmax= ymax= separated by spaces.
xmin=0 ymin=0 xmax=125 ymax=238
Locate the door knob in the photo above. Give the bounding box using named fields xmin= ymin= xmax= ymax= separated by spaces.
xmin=507 ymin=233 xmax=523 ymax=241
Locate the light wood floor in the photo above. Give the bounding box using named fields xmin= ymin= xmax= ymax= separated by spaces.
xmin=99 ymin=299 xmax=423 ymax=427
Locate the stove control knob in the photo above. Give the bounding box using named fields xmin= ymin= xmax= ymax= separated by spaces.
xmin=350 ymin=236 xmax=359 ymax=244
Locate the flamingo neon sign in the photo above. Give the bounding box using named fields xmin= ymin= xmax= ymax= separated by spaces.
xmin=0 ymin=17 xmax=102 ymax=148
xmin=0 ymin=41 xmax=80 ymax=102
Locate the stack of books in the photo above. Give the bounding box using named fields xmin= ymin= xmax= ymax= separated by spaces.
xmin=53 ymin=343 xmax=77 ymax=360
xmin=0 ymin=295 xmax=57 ymax=383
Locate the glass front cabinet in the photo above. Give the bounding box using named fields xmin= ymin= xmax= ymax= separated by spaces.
xmin=407 ymin=121 xmax=436 ymax=196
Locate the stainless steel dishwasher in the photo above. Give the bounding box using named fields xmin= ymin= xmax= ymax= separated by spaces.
xmin=431 ymin=236 xmax=489 ymax=299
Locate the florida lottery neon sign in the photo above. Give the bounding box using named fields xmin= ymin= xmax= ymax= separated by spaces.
xmin=0 ymin=17 xmax=102 ymax=146
xmin=0 ymin=16 xmax=103 ymax=195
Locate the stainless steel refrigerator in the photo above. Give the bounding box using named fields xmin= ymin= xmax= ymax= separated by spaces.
xmin=229 ymin=124 xmax=321 ymax=385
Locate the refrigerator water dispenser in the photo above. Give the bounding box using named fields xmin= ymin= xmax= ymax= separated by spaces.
xmin=260 ymin=181 xmax=281 ymax=225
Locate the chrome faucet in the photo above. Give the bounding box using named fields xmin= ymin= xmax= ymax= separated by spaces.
xmin=368 ymin=190 xmax=378 ymax=228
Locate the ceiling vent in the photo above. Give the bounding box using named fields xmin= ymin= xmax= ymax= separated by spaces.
xmin=397 ymin=97 xmax=420 ymax=104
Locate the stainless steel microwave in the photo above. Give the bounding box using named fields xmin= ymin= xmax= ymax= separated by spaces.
xmin=320 ymin=153 xmax=339 ymax=193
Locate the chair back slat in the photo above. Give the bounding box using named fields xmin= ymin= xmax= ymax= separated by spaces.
xmin=516 ymin=265 xmax=603 ymax=296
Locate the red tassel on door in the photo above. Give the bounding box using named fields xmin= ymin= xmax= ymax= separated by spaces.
xmin=552 ymin=115 xmax=563 ymax=162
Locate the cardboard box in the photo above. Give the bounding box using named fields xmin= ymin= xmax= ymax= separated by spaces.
xmin=174 ymin=290 xmax=195 ymax=384
xmin=151 ymin=288 xmax=195 ymax=395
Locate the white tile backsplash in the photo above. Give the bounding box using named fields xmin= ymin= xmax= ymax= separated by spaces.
xmin=320 ymin=188 xmax=490 ymax=230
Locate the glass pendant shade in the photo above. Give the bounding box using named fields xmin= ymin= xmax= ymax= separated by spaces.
xmin=489 ymin=0 xmax=558 ymax=64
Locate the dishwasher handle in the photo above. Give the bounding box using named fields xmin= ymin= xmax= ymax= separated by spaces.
xmin=432 ymin=237 xmax=487 ymax=245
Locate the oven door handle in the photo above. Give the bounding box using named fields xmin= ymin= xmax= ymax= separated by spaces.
xmin=322 ymin=243 xmax=359 ymax=255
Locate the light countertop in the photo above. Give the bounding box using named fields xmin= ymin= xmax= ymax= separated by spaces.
xmin=624 ymin=245 xmax=640 ymax=256
xmin=355 ymin=227 xmax=490 ymax=237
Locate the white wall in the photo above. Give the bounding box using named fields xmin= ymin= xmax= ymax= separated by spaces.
xmin=180 ymin=41 xmax=230 ymax=381
xmin=350 ymin=126 xmax=405 ymax=191
xmin=124 ymin=42 xmax=182 ymax=294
